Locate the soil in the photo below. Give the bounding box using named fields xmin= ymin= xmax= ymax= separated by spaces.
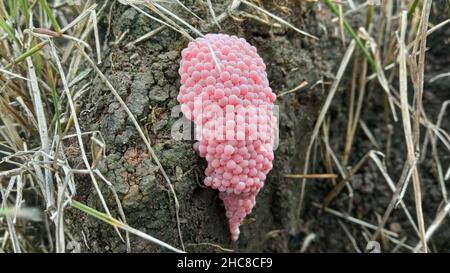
xmin=65 ymin=1 xmax=450 ymax=253
xmin=300 ymin=3 xmax=450 ymax=253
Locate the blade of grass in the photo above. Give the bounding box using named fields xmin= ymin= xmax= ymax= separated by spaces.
xmin=408 ymin=0 xmax=420 ymax=18
xmin=49 ymin=39 xmax=123 ymax=245
xmin=38 ymin=0 xmax=61 ymax=33
xmin=206 ymin=0 xmax=221 ymax=29
xmin=298 ymin=40 xmax=356 ymax=217
xmin=398 ymin=10 xmax=427 ymax=253
xmin=0 ymin=14 xmax=18 ymax=43
xmin=323 ymin=0 xmax=376 ymax=71
xmin=26 ymin=35 xmax=54 ymax=211
xmin=71 ymin=200 xmax=184 ymax=253
xmin=312 ymin=202 xmax=398 ymax=238
xmin=241 ymin=0 xmax=318 ymax=40
xmin=90 ymin=10 xmax=101 ymax=64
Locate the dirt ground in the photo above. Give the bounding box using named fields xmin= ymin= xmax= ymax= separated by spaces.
xmin=65 ymin=1 xmax=450 ymax=253
xmin=301 ymin=3 xmax=450 ymax=252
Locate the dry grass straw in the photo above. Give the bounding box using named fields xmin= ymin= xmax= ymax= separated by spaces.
xmin=1 ymin=0 xmax=450 ymax=253
xmin=0 ymin=0 xmax=327 ymax=253
xmin=285 ymin=0 xmax=450 ymax=252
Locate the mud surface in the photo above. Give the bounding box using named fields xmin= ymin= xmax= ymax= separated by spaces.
xmin=299 ymin=4 xmax=450 ymax=253
xmin=67 ymin=1 xmax=450 ymax=253
xmin=66 ymin=1 xmax=337 ymax=253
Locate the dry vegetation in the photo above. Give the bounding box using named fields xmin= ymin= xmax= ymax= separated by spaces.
xmin=0 ymin=0 xmax=449 ymax=253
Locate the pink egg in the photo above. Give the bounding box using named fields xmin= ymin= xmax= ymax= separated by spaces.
xmin=226 ymin=160 xmax=237 ymax=170
xmin=231 ymin=177 xmax=239 ymax=185
xmin=214 ymin=89 xmax=224 ymax=99
xmin=220 ymin=71 xmax=231 ymax=82
xmin=224 ymin=144 xmax=235 ymax=155
xmin=246 ymin=178 xmax=254 ymax=187
xmin=233 ymin=165 xmax=243 ymax=175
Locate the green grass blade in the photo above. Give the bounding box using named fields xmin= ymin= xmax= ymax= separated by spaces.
xmin=19 ymin=0 xmax=30 ymax=22
xmin=0 ymin=14 xmax=17 ymax=43
xmin=408 ymin=0 xmax=420 ymax=18
xmin=38 ymin=0 xmax=61 ymax=33
xmin=4 ymin=41 xmax=48 ymax=69
xmin=323 ymin=0 xmax=376 ymax=71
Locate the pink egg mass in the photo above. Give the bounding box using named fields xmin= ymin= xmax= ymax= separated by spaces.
xmin=178 ymin=33 xmax=276 ymax=241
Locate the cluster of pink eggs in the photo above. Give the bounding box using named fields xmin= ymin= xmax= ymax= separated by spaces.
xmin=178 ymin=33 xmax=276 ymax=241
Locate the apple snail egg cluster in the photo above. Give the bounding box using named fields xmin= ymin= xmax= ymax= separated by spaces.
xmin=177 ymin=33 xmax=276 ymax=241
